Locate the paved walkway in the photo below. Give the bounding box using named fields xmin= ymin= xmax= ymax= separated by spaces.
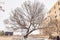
xmin=13 ymin=36 xmax=52 ymax=40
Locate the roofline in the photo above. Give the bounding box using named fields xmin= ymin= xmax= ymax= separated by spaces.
xmin=47 ymin=0 xmax=58 ymax=13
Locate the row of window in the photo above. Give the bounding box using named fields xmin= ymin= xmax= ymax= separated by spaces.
xmin=49 ymin=2 xmax=60 ymax=13
xmin=54 ymin=1 xmax=60 ymax=18
xmin=48 ymin=1 xmax=60 ymax=19
xmin=49 ymin=8 xmax=60 ymax=13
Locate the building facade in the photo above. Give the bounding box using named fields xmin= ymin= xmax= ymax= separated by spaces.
xmin=48 ymin=0 xmax=60 ymax=36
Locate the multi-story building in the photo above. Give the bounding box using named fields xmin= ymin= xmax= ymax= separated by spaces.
xmin=47 ymin=0 xmax=60 ymax=36
xmin=38 ymin=0 xmax=60 ymax=38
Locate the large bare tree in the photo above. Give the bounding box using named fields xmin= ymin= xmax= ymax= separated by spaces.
xmin=4 ymin=1 xmax=50 ymax=39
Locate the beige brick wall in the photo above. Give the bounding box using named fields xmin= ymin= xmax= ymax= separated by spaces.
xmin=48 ymin=0 xmax=60 ymax=36
xmin=48 ymin=0 xmax=60 ymax=22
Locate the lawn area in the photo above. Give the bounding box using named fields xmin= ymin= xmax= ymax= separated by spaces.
xmin=0 ymin=36 xmax=13 ymax=40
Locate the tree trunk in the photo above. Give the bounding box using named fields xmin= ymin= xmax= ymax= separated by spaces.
xmin=20 ymin=35 xmax=27 ymax=40
xmin=21 ymin=36 xmax=27 ymax=40
xmin=23 ymin=29 xmax=36 ymax=40
xmin=24 ymin=34 xmax=28 ymax=39
xmin=25 ymin=29 xmax=36 ymax=38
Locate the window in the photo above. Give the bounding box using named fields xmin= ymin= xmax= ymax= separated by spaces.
xmin=58 ymin=2 xmax=60 ymax=5
xmin=55 ymin=11 xmax=56 ymax=13
xmin=59 ymin=8 xmax=60 ymax=10
xmin=55 ymin=15 xmax=57 ymax=18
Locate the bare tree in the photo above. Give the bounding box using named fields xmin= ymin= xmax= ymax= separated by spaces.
xmin=48 ymin=15 xmax=60 ymax=38
xmin=43 ymin=15 xmax=60 ymax=39
xmin=4 ymin=1 xmax=50 ymax=39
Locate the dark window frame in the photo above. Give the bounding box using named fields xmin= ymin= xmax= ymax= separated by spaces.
xmin=55 ymin=11 xmax=56 ymax=13
xmin=59 ymin=8 xmax=60 ymax=10
xmin=55 ymin=15 xmax=57 ymax=18
xmin=58 ymin=2 xmax=60 ymax=5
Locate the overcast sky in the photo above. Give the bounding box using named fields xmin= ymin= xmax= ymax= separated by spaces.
xmin=0 ymin=0 xmax=58 ymax=34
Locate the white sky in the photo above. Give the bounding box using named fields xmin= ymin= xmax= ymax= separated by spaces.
xmin=0 ymin=0 xmax=58 ymax=34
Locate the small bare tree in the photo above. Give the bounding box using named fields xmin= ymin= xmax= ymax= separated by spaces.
xmin=43 ymin=15 xmax=60 ymax=38
xmin=48 ymin=15 xmax=60 ymax=38
xmin=4 ymin=1 xmax=50 ymax=39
